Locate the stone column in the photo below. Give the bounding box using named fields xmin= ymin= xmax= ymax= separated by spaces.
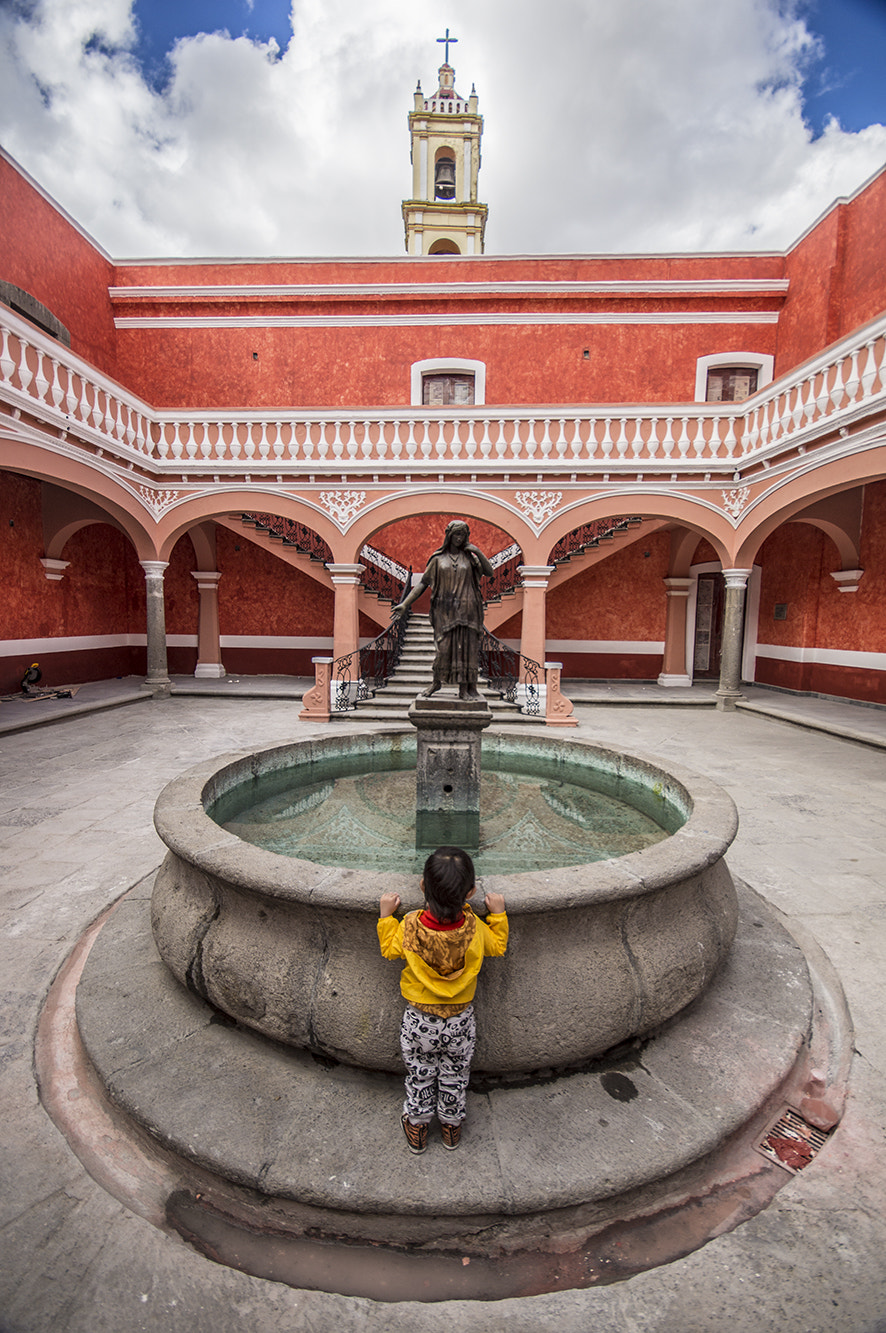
xmin=518 ymin=565 xmax=555 ymax=671
xmin=408 ymin=698 xmax=493 ymax=849
xmin=140 ymin=560 xmax=170 ymax=694
xmin=190 ymin=570 xmax=225 ymax=679
xmin=715 ymin=568 xmax=753 ymax=711
xmin=658 ymin=577 xmax=693 ymax=687
xmin=327 ymin=564 xmax=365 ymax=663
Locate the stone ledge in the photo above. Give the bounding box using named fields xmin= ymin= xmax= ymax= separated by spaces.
xmin=76 ymin=879 xmax=811 ymax=1233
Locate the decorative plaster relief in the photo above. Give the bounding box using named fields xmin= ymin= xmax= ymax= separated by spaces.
xmin=721 ymin=486 xmax=751 ymax=520
xmin=319 ymin=490 xmax=367 ymax=527
xmin=134 ymin=485 xmax=184 ymax=517
xmin=515 ymin=491 xmax=562 ymax=525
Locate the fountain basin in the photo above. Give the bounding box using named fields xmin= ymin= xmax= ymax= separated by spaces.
xmin=151 ymin=731 xmax=739 ymax=1075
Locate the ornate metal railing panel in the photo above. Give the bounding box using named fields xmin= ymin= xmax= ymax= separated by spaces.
xmin=241 ymin=512 xmax=333 ymax=562
xmin=548 ymin=515 xmax=643 ymax=565
xmin=332 ymin=612 xmax=410 ymax=711
xmin=479 ymin=630 xmax=541 ymax=716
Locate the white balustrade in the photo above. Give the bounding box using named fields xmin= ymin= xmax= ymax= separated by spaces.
xmin=2 ymin=308 xmax=885 ymax=483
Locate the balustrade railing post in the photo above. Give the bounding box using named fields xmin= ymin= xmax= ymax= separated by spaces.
xmin=299 ymin=657 xmax=333 ymax=722
xmin=544 ymin=662 xmax=577 ymax=727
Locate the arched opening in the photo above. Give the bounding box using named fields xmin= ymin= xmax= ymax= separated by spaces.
xmin=434 ymin=149 xmax=456 ymax=200
xmin=428 ymin=238 xmax=461 ymax=255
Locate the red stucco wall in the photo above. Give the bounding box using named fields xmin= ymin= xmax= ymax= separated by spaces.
xmin=0 ymin=154 xmax=118 ymax=373
xmin=0 ymin=472 xmax=146 ymax=691
xmin=754 ymin=481 xmax=886 ymax=702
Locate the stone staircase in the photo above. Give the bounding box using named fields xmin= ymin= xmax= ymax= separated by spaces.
xmin=344 ymin=613 xmax=536 ymax=723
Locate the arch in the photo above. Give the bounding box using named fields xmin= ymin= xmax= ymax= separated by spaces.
xmin=155 ymin=492 xmax=347 ymax=563
xmin=428 ymin=238 xmax=462 ymax=255
xmin=184 ymin=520 xmax=219 ymax=571
xmin=0 ymin=444 xmax=158 ymax=559
xmin=344 ymin=492 xmax=539 ymax=564
xmin=733 ymin=443 xmax=886 ymax=567
xmin=539 ymin=493 xmax=734 ymax=568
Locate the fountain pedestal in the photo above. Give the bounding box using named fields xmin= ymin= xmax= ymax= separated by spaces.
xmin=407 ymin=696 xmax=493 ymax=848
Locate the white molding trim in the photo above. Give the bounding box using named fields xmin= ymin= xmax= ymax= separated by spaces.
xmin=411 ymin=357 xmax=487 ymax=405
xmin=0 ymin=634 xmax=147 ymax=654
xmin=219 ymin=635 xmax=334 ymax=649
xmin=109 ymin=280 xmax=790 ymax=300
xmin=545 ymin=639 xmax=665 ymax=654
xmin=756 ymin=644 xmax=886 ymax=671
xmin=0 ymin=634 xmax=333 ymax=655
xmin=116 ymin=312 xmax=780 ymax=331
xmin=694 ymin=352 xmax=775 ymax=402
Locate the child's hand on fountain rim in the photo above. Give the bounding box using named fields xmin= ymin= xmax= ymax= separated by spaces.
xmin=484 ymin=892 xmax=505 ymax=914
xmin=379 ymin=892 xmax=401 ymax=918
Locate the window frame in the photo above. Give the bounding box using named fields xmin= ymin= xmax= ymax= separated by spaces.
xmin=694 ymin=352 xmax=773 ymax=404
xmin=410 ymin=358 xmax=486 ymax=406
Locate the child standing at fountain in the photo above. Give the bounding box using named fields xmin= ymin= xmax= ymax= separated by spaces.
xmin=378 ymin=846 xmax=508 ymax=1154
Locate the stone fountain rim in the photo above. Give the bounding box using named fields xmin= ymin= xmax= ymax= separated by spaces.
xmin=152 ymin=729 xmax=739 ymax=914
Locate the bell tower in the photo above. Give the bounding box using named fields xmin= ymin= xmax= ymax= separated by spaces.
xmin=402 ymin=31 xmax=488 ymax=255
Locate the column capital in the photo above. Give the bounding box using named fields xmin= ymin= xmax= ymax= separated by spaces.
xmin=326 ymin=563 xmax=365 ymax=584
xmin=518 ymin=565 xmax=556 ymax=587
xmin=140 ymin=560 xmax=169 ymax=579
xmin=662 ymin=576 xmax=692 ymax=596
xmin=830 ymin=568 xmax=864 ymax=593
xmin=40 ymin=557 xmax=70 ymax=581
xmin=191 ymin=570 xmax=222 ymax=588
xmin=721 ymin=567 xmax=753 ymax=589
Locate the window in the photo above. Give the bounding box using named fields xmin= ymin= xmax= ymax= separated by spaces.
xmin=422 ymin=373 xmax=475 ymax=405
xmin=410 ymin=358 xmax=486 ymax=406
xmin=0 ymin=280 xmax=71 ymax=347
xmin=694 ymin=352 xmax=773 ymax=403
xmin=705 ymin=366 xmax=759 ymax=402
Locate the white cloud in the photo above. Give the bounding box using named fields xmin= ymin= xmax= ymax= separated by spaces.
xmin=0 ymin=0 xmax=884 ymax=257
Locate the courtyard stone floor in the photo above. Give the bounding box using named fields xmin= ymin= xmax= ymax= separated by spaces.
xmin=0 ymin=680 xmax=884 ymax=1332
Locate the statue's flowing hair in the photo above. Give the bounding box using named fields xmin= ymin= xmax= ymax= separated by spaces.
xmin=431 ymin=520 xmax=471 ymax=559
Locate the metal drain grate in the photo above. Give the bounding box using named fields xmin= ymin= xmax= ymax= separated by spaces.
xmin=756 ymin=1106 xmax=835 ymax=1174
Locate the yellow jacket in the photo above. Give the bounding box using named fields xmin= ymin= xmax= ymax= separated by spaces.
xmin=377 ymin=904 xmax=508 ymax=1016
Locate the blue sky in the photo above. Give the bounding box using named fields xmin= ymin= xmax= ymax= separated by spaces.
xmin=1 ymin=0 xmax=885 ymax=257
xmin=800 ymin=0 xmax=886 ymax=133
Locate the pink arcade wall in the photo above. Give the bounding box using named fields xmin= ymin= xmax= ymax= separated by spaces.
xmin=755 ymin=481 xmax=886 ymax=704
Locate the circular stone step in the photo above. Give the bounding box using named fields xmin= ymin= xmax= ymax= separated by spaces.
xmin=76 ymin=878 xmax=812 ymax=1249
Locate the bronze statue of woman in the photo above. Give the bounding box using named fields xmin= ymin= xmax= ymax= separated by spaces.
xmin=390 ymin=520 xmax=494 ymax=701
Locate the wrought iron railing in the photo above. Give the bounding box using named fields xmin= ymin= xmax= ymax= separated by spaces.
xmin=332 ymin=612 xmax=411 ymax=711
xmin=480 ymin=629 xmax=541 ymax=716
xmin=548 ymin=516 xmax=642 ymax=564
xmin=241 ymin=512 xmax=333 ymax=562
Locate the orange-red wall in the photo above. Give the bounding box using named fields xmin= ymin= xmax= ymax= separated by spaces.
xmin=0 ymin=154 xmax=118 ymax=373
xmin=111 ymin=319 xmax=781 ymax=409
xmin=0 ymin=472 xmax=146 ymax=691
xmin=776 ymin=169 xmax=886 ymax=376
xmin=754 ymin=482 xmax=886 ymax=703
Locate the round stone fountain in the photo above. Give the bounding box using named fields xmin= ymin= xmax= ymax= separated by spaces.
xmin=150 ymin=730 xmax=739 ymax=1075
xmin=59 ymin=721 xmax=838 ymax=1303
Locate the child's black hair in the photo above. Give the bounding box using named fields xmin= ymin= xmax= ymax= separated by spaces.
xmin=422 ymin=846 xmax=475 ymax=921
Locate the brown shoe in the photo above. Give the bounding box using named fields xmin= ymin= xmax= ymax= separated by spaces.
xmin=440 ymin=1122 xmax=462 ymax=1150
xmin=401 ymin=1115 xmax=428 ymax=1154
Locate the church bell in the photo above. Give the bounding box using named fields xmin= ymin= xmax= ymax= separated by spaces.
xmin=434 ymin=157 xmax=456 ymax=199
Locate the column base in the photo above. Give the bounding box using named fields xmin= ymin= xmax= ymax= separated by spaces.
xmin=715 ymin=686 xmax=745 ymax=711
xmin=142 ymin=676 xmax=171 ymax=696
xmin=194 ymin=663 xmax=226 ymax=679
xmin=658 ymin=673 xmax=693 ymax=688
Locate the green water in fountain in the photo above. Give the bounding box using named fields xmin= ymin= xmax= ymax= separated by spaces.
xmin=217 ymin=761 xmax=670 ymax=876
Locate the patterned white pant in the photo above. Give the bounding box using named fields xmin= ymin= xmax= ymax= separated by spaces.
xmin=400 ymin=1003 xmax=476 ymax=1126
